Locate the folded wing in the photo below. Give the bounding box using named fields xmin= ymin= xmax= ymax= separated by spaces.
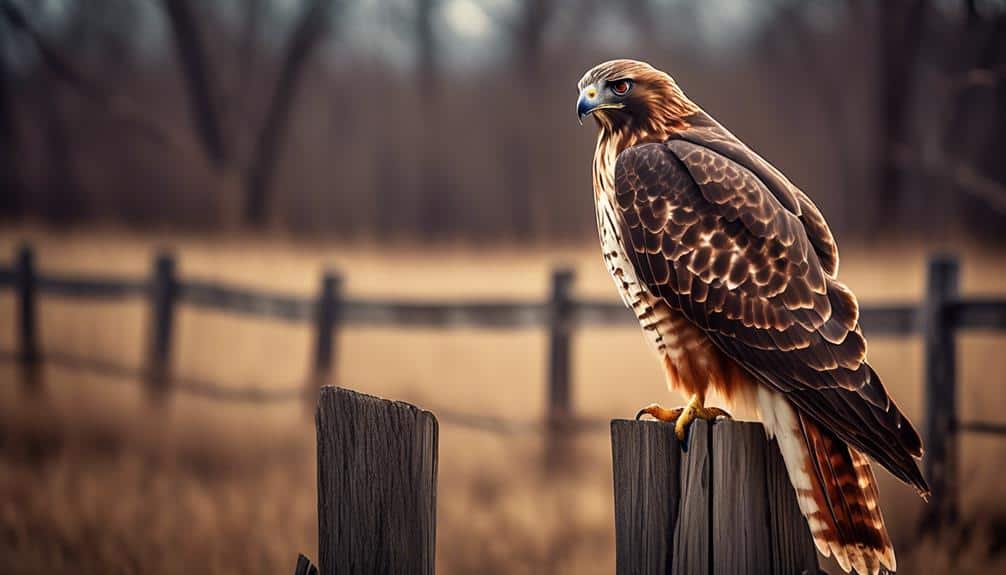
xmin=612 ymin=136 xmax=927 ymax=493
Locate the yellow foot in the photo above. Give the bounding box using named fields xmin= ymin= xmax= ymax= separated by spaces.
xmin=635 ymin=395 xmax=732 ymax=441
xmin=635 ymin=404 xmax=685 ymax=423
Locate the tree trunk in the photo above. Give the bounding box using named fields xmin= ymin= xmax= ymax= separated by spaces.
xmin=414 ymin=0 xmax=452 ymax=241
xmin=873 ymin=0 xmax=927 ymax=232
xmin=951 ymin=12 xmax=1006 ymax=239
xmin=503 ymin=0 xmax=556 ymax=241
xmin=38 ymin=79 xmax=80 ymax=224
xmin=0 ymin=32 xmax=22 ymax=219
xmin=230 ymin=0 xmax=264 ymax=152
xmin=161 ymin=0 xmax=226 ymax=166
xmin=243 ymin=0 xmax=334 ymax=229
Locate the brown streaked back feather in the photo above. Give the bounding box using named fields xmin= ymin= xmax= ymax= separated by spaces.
xmin=676 ymin=111 xmax=841 ymax=277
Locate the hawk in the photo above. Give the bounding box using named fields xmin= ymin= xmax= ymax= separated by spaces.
xmin=576 ymin=59 xmax=928 ymax=574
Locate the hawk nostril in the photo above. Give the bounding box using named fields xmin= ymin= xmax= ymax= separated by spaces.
xmin=586 ymin=88 xmax=597 ymax=99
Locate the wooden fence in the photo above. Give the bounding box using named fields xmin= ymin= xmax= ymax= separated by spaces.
xmin=298 ymin=387 xmax=821 ymax=574
xmin=0 ymin=243 xmax=1004 ymax=531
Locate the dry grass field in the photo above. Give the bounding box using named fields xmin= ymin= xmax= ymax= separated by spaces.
xmin=1 ymin=228 xmax=1005 ymax=574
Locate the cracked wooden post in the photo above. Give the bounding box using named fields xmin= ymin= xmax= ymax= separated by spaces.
xmin=315 ymin=387 xmax=438 ymax=575
xmin=611 ymin=419 xmax=819 ymax=574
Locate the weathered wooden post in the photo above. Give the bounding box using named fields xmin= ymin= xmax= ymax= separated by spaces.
xmin=307 ymin=270 xmax=342 ymax=409
xmin=922 ymin=254 xmax=959 ymax=531
xmin=15 ymin=244 xmax=41 ymax=393
xmin=145 ymin=252 xmax=177 ymax=401
xmin=545 ymin=267 xmax=575 ymax=471
xmin=315 ymin=387 xmax=438 ymax=575
xmin=611 ymin=419 xmax=819 ymax=574
xmin=293 ymin=553 xmax=319 ymax=575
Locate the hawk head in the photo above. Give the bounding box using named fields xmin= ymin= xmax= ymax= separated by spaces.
xmin=576 ymin=59 xmax=697 ymax=134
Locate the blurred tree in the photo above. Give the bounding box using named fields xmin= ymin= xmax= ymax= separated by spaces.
xmin=0 ymin=18 xmax=21 ymax=219
xmin=0 ymin=0 xmax=1002 ymax=242
xmin=244 ymin=0 xmax=336 ymax=228
xmin=161 ymin=0 xmax=340 ymax=229
xmin=162 ymin=0 xmax=228 ymax=167
xmin=414 ymin=0 xmax=452 ymax=240
xmin=939 ymin=3 xmax=1006 ymax=238
xmin=874 ymin=0 xmax=927 ymax=230
xmin=37 ymin=71 xmax=77 ymax=223
xmin=229 ymin=0 xmax=265 ymax=152
xmin=503 ymin=0 xmax=556 ymax=241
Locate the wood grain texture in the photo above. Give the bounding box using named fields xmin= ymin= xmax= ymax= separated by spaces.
xmin=672 ymin=419 xmax=711 ymax=575
xmin=611 ymin=419 xmax=819 ymax=574
xmin=316 ymin=387 xmax=438 ymax=575
xmin=611 ymin=419 xmax=682 ymax=575
xmin=712 ymin=422 xmax=772 ymax=574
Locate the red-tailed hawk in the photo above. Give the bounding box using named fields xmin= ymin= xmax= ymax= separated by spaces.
xmin=577 ymin=59 xmax=928 ymax=575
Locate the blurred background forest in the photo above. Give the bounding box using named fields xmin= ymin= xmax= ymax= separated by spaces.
xmin=1 ymin=1 xmax=1006 ymax=574
xmin=1 ymin=0 xmax=1005 ymax=241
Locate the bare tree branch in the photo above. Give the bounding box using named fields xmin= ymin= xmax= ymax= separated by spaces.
xmin=160 ymin=0 xmax=227 ymax=166
xmin=227 ymin=0 xmax=264 ymax=154
xmin=0 ymin=0 xmax=187 ymax=156
xmin=244 ymin=0 xmax=336 ymax=228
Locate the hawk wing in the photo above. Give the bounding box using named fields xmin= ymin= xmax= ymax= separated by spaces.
xmin=612 ymin=132 xmax=927 ymax=493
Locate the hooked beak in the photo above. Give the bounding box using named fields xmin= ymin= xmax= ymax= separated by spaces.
xmin=577 ymin=84 xmax=624 ymax=125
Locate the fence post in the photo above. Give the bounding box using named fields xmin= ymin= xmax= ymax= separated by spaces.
xmin=315 ymin=387 xmax=438 ymax=575
xmin=15 ymin=244 xmax=41 ymax=393
xmin=293 ymin=554 xmax=319 ymax=575
xmin=545 ymin=267 xmax=575 ymax=471
xmin=611 ymin=419 xmax=819 ymax=574
xmin=307 ymin=271 xmax=342 ymax=409
xmin=922 ymin=254 xmax=960 ymax=531
xmin=146 ymin=252 xmax=177 ymax=401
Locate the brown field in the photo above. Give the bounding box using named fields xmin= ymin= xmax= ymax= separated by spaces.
xmin=1 ymin=229 xmax=1005 ymax=574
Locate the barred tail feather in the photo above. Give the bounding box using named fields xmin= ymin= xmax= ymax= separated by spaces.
xmin=758 ymin=388 xmax=895 ymax=575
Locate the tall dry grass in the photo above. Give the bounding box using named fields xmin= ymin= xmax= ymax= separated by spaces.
xmin=1 ymin=229 xmax=1004 ymax=574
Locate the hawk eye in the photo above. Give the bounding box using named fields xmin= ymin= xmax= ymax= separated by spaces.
xmin=610 ymin=79 xmax=632 ymax=96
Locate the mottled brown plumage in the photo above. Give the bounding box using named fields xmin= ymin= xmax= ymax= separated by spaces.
xmin=578 ymin=59 xmax=927 ymax=575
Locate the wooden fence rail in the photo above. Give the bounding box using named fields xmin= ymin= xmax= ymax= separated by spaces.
xmin=1 ymin=243 xmax=1004 ymax=531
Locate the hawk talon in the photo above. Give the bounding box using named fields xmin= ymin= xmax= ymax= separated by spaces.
xmin=675 ymin=395 xmax=732 ymax=441
xmin=635 ymin=403 xmax=684 ymax=422
xmin=635 ymin=395 xmax=732 ymax=442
